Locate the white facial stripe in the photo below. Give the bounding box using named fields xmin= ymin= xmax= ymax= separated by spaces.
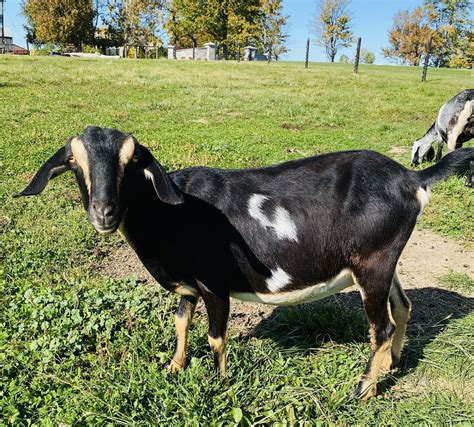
xmin=447 ymin=100 xmax=473 ymax=152
xmin=265 ymin=267 xmax=292 ymax=292
xmin=232 ymin=269 xmax=354 ymax=306
xmin=70 ymin=137 xmax=91 ymax=193
xmin=248 ymin=194 xmax=298 ymax=242
xmin=119 ymin=136 xmax=135 ymax=167
xmin=416 ymin=186 xmax=430 ymax=218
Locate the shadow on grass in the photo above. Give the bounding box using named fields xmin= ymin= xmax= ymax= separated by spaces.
xmin=246 ymin=287 xmax=473 ymax=384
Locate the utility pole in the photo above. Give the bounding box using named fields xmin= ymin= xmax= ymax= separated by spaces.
xmin=0 ymin=0 xmax=5 ymax=54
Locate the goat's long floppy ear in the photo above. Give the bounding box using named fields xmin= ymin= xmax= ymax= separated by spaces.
xmin=139 ymin=145 xmax=184 ymax=205
xmin=14 ymin=146 xmax=70 ymax=197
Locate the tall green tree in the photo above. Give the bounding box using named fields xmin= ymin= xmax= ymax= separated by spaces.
xmin=205 ymin=0 xmax=260 ymax=58
xmin=103 ymin=0 xmax=164 ymax=46
xmin=165 ymin=0 xmax=260 ymax=58
xmin=312 ymin=0 xmax=353 ymax=62
xmin=164 ymin=0 xmax=208 ymax=48
xmin=257 ymin=0 xmax=288 ymax=60
xmin=23 ymin=0 xmax=95 ymax=49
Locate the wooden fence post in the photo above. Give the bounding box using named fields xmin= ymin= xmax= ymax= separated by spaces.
xmin=354 ymin=37 xmax=361 ymax=74
xmin=422 ymin=37 xmax=432 ymax=82
xmin=305 ymin=38 xmax=310 ymax=68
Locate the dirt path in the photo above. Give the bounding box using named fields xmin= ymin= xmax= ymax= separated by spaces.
xmin=398 ymin=228 xmax=473 ymax=288
xmin=98 ymin=228 xmax=473 ymax=332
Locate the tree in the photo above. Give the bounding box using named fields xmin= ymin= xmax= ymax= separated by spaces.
xmin=257 ymin=0 xmax=289 ymax=60
xmin=204 ymin=0 xmax=260 ymax=58
xmin=103 ymin=0 xmax=165 ymax=47
xmin=338 ymin=53 xmax=350 ymax=63
xmin=312 ymin=0 xmax=353 ymax=62
xmin=360 ymin=48 xmax=375 ymax=64
xmin=164 ymin=0 xmax=209 ymax=48
xmin=383 ymin=6 xmax=436 ymax=66
xmin=424 ymin=0 xmax=473 ymax=67
xmin=23 ymin=0 xmax=95 ymax=49
xmin=165 ymin=0 xmax=261 ymax=59
xmin=163 ymin=0 xmax=288 ymax=59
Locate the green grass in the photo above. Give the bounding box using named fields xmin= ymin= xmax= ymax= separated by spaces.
xmin=1 ymin=57 xmax=473 ymax=424
xmin=439 ymin=272 xmax=474 ymax=293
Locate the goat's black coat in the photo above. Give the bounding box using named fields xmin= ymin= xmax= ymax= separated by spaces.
xmin=119 ymin=148 xmax=470 ymax=297
xmin=17 ymin=126 xmax=474 ymax=399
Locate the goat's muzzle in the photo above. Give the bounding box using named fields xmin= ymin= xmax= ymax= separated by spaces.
xmin=89 ymin=200 xmax=121 ymax=235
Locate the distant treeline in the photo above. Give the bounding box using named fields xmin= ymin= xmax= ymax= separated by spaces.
xmin=23 ymin=0 xmax=288 ymax=59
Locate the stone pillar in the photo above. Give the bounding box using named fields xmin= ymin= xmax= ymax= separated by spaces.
xmin=167 ymin=45 xmax=176 ymax=59
xmin=204 ymin=42 xmax=216 ymax=61
xmin=244 ymin=46 xmax=256 ymax=61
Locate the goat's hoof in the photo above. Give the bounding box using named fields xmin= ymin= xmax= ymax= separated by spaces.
xmin=355 ymin=381 xmax=377 ymax=401
xmin=390 ymin=354 xmax=400 ymax=370
xmin=167 ymin=359 xmax=185 ymax=373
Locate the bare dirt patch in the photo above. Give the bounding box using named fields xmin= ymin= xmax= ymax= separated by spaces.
xmin=388 ymin=146 xmax=408 ymax=155
xmin=97 ymin=228 xmax=474 ymax=333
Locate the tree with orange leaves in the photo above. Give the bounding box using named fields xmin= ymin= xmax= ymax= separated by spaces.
xmin=383 ymin=6 xmax=437 ymax=66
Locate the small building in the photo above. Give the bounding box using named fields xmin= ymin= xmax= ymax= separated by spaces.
xmin=1 ymin=28 xmax=28 ymax=55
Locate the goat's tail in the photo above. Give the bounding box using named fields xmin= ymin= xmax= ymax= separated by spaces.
xmin=417 ymin=148 xmax=474 ymax=186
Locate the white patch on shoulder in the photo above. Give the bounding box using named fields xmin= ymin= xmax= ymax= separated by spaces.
xmin=416 ymin=186 xmax=430 ymax=219
xmin=265 ymin=267 xmax=292 ymax=292
xmin=247 ymin=194 xmax=298 ymax=241
xmin=231 ymin=269 xmax=354 ymax=306
xmin=447 ymin=100 xmax=474 ymax=151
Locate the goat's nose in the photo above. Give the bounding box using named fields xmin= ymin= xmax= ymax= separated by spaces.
xmin=92 ymin=201 xmax=115 ymax=218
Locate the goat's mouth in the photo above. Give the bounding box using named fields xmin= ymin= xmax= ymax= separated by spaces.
xmin=92 ymin=222 xmax=120 ymax=235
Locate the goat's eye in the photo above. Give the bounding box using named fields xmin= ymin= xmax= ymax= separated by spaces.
xmin=69 ymin=156 xmax=76 ymax=163
xmin=132 ymin=155 xmax=139 ymax=163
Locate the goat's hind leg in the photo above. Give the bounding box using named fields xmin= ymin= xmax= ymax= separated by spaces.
xmin=354 ymin=269 xmax=396 ymax=400
xmin=389 ymin=272 xmax=411 ymax=368
xmin=168 ymin=294 xmax=199 ymax=373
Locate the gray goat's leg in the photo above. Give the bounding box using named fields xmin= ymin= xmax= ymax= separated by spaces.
xmin=411 ymin=123 xmax=438 ymax=165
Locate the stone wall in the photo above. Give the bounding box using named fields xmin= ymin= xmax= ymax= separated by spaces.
xmin=168 ymin=43 xmax=216 ymax=60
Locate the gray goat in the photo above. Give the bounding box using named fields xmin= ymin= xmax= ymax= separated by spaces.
xmin=411 ymin=89 xmax=473 ymax=165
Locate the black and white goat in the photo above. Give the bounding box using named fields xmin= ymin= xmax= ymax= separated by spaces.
xmin=16 ymin=126 xmax=474 ymax=399
xmin=411 ymin=89 xmax=474 ymax=165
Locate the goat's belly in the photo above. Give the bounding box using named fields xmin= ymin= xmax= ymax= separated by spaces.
xmin=231 ymin=269 xmax=354 ymax=306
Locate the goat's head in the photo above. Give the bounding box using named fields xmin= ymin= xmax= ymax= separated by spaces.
xmin=15 ymin=126 xmax=183 ymax=234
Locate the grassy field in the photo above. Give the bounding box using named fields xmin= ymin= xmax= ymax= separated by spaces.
xmin=1 ymin=57 xmax=473 ymax=424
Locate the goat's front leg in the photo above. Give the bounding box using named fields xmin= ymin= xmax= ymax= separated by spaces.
xmin=465 ymin=160 xmax=473 ymax=188
xmin=435 ymin=140 xmax=444 ymax=162
xmin=354 ymin=267 xmax=396 ymax=400
xmin=198 ymin=282 xmax=230 ymax=375
xmin=168 ymin=294 xmax=199 ymax=373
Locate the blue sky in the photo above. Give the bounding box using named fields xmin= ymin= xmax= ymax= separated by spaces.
xmin=2 ymin=0 xmax=468 ymax=64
